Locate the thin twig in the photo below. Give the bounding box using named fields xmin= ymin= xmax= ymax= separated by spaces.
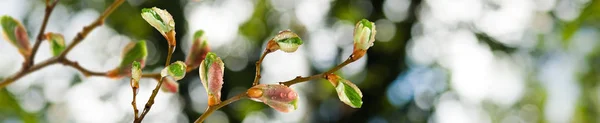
xmin=27 ymin=0 xmax=59 ymax=69
xmin=252 ymin=50 xmax=270 ymax=86
xmin=0 ymin=57 xmax=60 ymax=88
xmin=135 ymin=42 xmax=176 ymax=123
xmin=280 ymin=55 xmax=356 ymax=86
xmin=58 ymin=0 xmax=125 ymax=58
xmin=59 ymin=59 xmax=106 ymax=76
xmin=194 ymin=93 xmax=247 ymax=123
xmin=131 ymin=79 xmax=140 ymax=119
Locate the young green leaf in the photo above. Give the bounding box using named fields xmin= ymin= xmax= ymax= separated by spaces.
xmin=199 ymin=52 xmax=224 ymax=106
xmin=44 ymin=33 xmax=65 ymax=56
xmin=353 ymin=19 xmax=376 ymax=51
xmin=141 ymin=7 xmax=176 ymax=45
xmin=269 ymin=29 xmax=303 ymax=53
xmin=1 ymin=15 xmax=31 ymax=57
xmin=141 ymin=7 xmax=174 ymax=34
xmin=161 ymin=61 xmax=187 ymax=81
xmin=326 ymin=74 xmax=363 ymax=108
xmin=107 ymin=40 xmax=148 ymax=78
xmin=247 ymin=84 xmax=299 ymax=112
xmin=185 ymin=30 xmax=210 ymax=71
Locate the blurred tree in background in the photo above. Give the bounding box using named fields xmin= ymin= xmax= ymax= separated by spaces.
xmin=0 ymin=0 xmax=600 ymax=123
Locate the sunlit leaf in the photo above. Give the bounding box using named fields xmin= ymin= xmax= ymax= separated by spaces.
xmin=107 ymin=40 xmax=148 ymax=78
xmin=45 ymin=33 xmax=65 ymax=56
xmin=161 ymin=61 xmax=187 ymax=81
xmin=1 ymin=15 xmax=30 ymax=56
xmin=326 ymin=74 xmax=363 ymax=108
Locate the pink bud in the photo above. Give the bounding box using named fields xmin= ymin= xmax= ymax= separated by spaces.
xmin=161 ymin=76 xmax=179 ymax=93
xmin=248 ymin=84 xmax=299 ymax=112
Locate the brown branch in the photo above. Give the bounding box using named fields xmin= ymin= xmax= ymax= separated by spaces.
xmin=252 ymin=50 xmax=271 ymax=86
xmin=0 ymin=57 xmax=60 ymax=88
xmin=58 ymin=0 xmax=125 ymax=58
xmin=280 ymin=54 xmax=357 ymax=86
xmin=0 ymin=0 xmax=125 ymax=88
xmin=27 ymin=0 xmax=60 ymax=69
xmin=131 ymin=79 xmax=140 ymax=119
xmin=59 ymin=59 xmax=106 ymax=77
xmin=194 ymin=93 xmax=248 ymax=123
xmin=135 ymin=40 xmax=176 ymax=123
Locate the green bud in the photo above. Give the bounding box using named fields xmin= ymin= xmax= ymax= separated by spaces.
xmin=271 ymin=29 xmax=303 ymax=53
xmin=247 ymin=84 xmax=299 ymax=112
xmin=45 ymin=33 xmax=65 ymax=56
xmin=107 ymin=40 xmax=148 ymax=78
xmin=185 ymin=30 xmax=210 ymax=71
xmin=130 ymin=61 xmax=142 ymax=89
xmin=161 ymin=61 xmax=187 ymax=81
xmin=199 ymin=52 xmax=224 ymax=106
xmin=1 ymin=15 xmax=31 ymax=57
xmin=353 ymin=19 xmax=376 ymax=51
xmin=326 ymin=74 xmax=363 ymax=108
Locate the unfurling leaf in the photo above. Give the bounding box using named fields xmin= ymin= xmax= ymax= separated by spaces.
xmin=107 ymin=40 xmax=148 ymax=78
xmin=161 ymin=61 xmax=187 ymax=81
xmin=326 ymin=74 xmax=363 ymax=108
xmin=130 ymin=61 xmax=142 ymax=89
xmin=266 ymin=29 xmax=303 ymax=53
xmin=247 ymin=84 xmax=299 ymax=112
xmin=44 ymin=33 xmax=65 ymax=56
xmin=141 ymin=7 xmax=176 ymax=45
xmin=185 ymin=30 xmax=210 ymax=71
xmin=353 ymin=19 xmax=376 ymax=51
xmin=1 ymin=15 xmax=31 ymax=57
xmin=199 ymin=52 xmax=224 ymax=106
xmin=161 ymin=76 xmax=180 ymax=93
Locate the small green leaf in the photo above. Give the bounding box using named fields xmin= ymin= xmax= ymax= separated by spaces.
xmin=107 ymin=40 xmax=148 ymax=78
xmin=141 ymin=7 xmax=174 ymax=35
xmin=337 ymin=81 xmax=363 ymax=108
xmin=353 ymin=19 xmax=376 ymax=51
xmin=161 ymin=61 xmax=187 ymax=81
xmin=45 ymin=33 xmax=65 ymax=56
xmin=1 ymin=15 xmax=30 ymax=56
xmin=272 ymin=29 xmax=303 ymax=53
xmin=326 ymin=74 xmax=363 ymax=108
xmin=193 ymin=30 xmax=205 ymax=40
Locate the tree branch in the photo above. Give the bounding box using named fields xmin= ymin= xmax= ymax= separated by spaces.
xmin=27 ymin=0 xmax=60 ymax=69
xmin=135 ymin=39 xmax=176 ymax=123
xmin=280 ymin=55 xmax=356 ymax=86
xmin=0 ymin=0 xmax=125 ymax=88
xmin=252 ymin=50 xmax=271 ymax=86
xmin=58 ymin=0 xmax=125 ymax=58
xmin=194 ymin=93 xmax=248 ymax=123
